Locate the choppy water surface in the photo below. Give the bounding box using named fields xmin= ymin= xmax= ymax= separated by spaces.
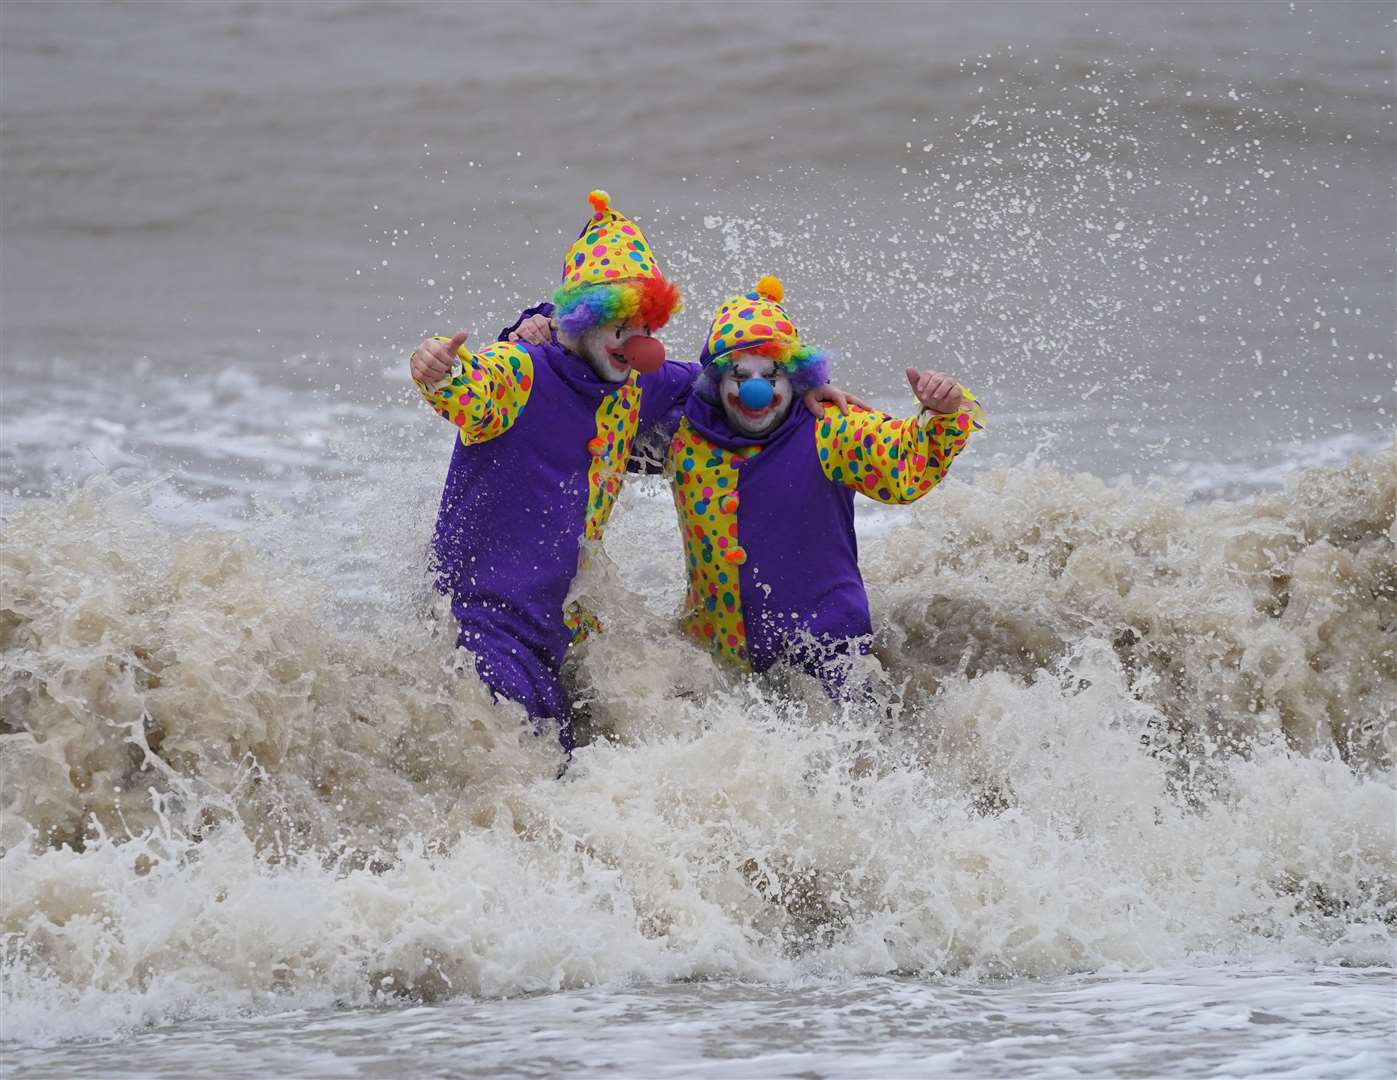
xmin=2 ymin=0 xmax=1393 ymax=504
xmin=1 ymin=1 xmax=1394 ymax=1076
xmin=6 ymin=968 xmax=1394 ymax=1079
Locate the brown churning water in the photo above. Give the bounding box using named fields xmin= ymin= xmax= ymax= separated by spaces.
xmin=0 ymin=0 xmax=1393 ymax=1066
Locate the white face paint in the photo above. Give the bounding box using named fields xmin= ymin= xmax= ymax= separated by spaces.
xmin=575 ymin=321 xmax=652 ymax=383
xmin=718 ymin=354 xmax=793 ymax=437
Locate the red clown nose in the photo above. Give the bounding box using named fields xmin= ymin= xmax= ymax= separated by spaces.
xmin=622 ymin=335 xmax=666 ymax=374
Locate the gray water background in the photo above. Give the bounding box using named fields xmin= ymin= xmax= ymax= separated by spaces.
xmin=7 ymin=967 xmax=1395 ymax=1079
xmin=2 ymin=0 xmax=1393 ymax=506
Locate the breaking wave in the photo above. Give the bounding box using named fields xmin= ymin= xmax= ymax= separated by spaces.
xmin=2 ymin=446 xmax=1394 ymax=1046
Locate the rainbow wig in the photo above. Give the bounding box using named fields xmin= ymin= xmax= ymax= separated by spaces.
xmin=697 ymin=342 xmax=833 ymax=401
xmin=552 ymin=274 xmax=682 ymax=340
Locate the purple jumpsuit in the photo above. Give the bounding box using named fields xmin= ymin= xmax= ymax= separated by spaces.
xmin=669 ymin=386 xmax=981 ymax=691
xmin=423 ymin=304 xmax=695 ymax=748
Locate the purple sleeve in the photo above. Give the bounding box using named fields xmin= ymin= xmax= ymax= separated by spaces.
xmin=497 ymin=302 xmax=556 ymax=343
xmin=629 ymin=360 xmax=700 ymax=473
xmin=637 ymin=360 xmax=699 ymax=434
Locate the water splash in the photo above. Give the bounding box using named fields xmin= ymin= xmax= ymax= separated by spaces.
xmin=3 ymin=448 xmax=1392 ymax=1046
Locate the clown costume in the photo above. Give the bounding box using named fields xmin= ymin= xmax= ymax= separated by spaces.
xmin=667 ymin=276 xmax=984 ymax=689
xmin=412 ymin=192 xmax=694 ymax=749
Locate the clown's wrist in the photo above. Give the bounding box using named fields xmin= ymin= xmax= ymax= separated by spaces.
xmin=424 ymin=337 xmax=464 ymax=391
xmin=916 ymin=403 xmax=956 ymax=423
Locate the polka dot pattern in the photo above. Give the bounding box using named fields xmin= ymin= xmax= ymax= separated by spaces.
xmin=706 ymin=289 xmax=798 ymax=361
xmin=664 ymin=395 xmax=985 ymax=671
xmin=564 ymin=376 xmax=644 ymax=641
xmin=667 ymin=418 xmax=761 ymax=667
xmin=583 ymin=377 xmax=643 ymax=541
xmin=563 ymin=600 xmax=604 ymax=642
xmin=561 ymin=199 xmax=664 ymax=289
xmin=813 ymin=392 xmax=984 ymax=503
xmin=415 ymin=339 xmax=535 ymax=447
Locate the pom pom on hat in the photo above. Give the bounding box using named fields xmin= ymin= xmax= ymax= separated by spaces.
xmin=755 ymin=275 xmax=784 ymax=303
xmin=563 ymin=189 xmax=663 ymax=289
xmin=556 ymin=189 xmax=681 ymax=335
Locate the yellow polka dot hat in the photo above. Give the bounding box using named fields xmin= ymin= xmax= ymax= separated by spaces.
xmin=698 ymin=275 xmax=831 ymax=396
xmin=552 ymin=190 xmax=681 ymax=338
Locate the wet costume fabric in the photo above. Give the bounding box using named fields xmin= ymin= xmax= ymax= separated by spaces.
xmin=671 ymin=280 xmax=983 ymax=682
xmin=412 ymin=193 xmax=687 ymax=748
xmin=418 ymin=307 xmax=694 ymax=747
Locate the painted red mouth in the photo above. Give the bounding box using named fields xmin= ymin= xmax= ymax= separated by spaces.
xmin=606 ymin=350 xmax=629 ymax=372
xmin=726 ymin=392 xmax=783 ymax=419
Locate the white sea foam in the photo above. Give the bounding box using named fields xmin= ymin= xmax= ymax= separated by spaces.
xmin=7 ymin=967 xmax=1394 ymax=1079
xmin=2 ymin=446 xmax=1392 ymax=1051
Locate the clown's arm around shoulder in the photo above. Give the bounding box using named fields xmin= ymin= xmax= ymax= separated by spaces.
xmin=813 ymin=390 xmax=986 ymax=504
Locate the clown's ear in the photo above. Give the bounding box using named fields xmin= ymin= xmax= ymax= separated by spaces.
xmin=755 ymin=275 xmax=785 ymax=303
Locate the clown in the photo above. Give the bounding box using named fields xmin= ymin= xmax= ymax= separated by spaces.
xmin=668 ymin=275 xmax=984 ymax=690
xmin=409 ymin=191 xmax=694 ymax=750
xmin=410 ymin=196 xmax=856 ymax=749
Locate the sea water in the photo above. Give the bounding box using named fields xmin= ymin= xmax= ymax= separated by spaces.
xmin=1 ymin=2 xmax=1394 ymax=1076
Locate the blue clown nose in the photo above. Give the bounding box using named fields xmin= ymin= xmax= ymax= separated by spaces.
xmin=738 ymin=378 xmax=775 ymax=410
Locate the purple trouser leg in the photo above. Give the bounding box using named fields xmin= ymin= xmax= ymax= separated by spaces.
xmin=426 ymin=305 xmax=695 ymax=755
xmin=456 ymin=625 xmax=573 ymax=753
xmin=769 ymin=633 xmax=875 ymax=703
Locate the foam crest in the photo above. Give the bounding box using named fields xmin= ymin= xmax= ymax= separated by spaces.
xmin=0 ymin=478 xmax=563 ymax=860
xmin=2 ymin=452 xmax=1394 ymax=1046
xmin=865 ymin=446 xmax=1397 ymax=770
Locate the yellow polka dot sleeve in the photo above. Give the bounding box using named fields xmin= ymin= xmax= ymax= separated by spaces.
xmin=814 ymin=391 xmax=984 ymax=504
xmin=413 ymin=337 xmax=535 ymax=446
